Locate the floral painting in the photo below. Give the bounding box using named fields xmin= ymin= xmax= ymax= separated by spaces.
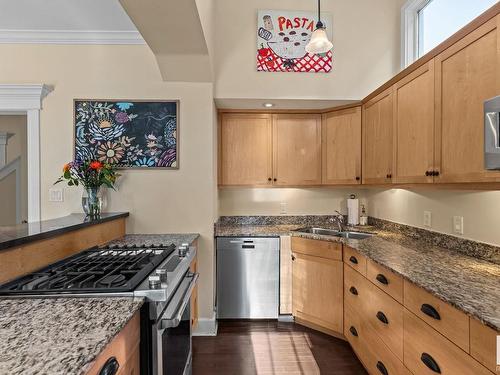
xmin=74 ymin=100 xmax=178 ymax=168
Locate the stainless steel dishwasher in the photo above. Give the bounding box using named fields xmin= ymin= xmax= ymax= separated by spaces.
xmin=216 ymin=237 xmax=279 ymax=319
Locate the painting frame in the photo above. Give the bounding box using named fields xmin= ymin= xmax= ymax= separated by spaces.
xmin=72 ymin=98 xmax=180 ymax=170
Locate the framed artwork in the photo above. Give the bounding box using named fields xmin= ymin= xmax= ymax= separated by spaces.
xmin=74 ymin=99 xmax=179 ymax=169
xmin=257 ymin=10 xmax=333 ymax=73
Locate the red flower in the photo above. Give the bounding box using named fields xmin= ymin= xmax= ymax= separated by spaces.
xmin=63 ymin=163 xmax=71 ymax=172
xmin=89 ymin=161 xmax=103 ymax=170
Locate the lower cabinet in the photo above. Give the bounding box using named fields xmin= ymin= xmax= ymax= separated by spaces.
xmin=291 ymin=237 xmax=343 ymax=335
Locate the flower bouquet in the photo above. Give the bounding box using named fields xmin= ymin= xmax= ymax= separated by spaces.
xmin=55 ymin=160 xmax=120 ymax=218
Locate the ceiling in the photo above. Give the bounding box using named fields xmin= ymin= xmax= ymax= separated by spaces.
xmin=215 ymin=99 xmax=359 ymax=110
xmin=0 ymin=0 xmax=136 ymax=31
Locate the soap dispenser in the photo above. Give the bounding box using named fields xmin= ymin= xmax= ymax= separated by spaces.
xmin=360 ymin=204 xmax=368 ymax=226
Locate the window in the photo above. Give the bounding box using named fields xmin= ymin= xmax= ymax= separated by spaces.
xmin=402 ymin=0 xmax=499 ymax=67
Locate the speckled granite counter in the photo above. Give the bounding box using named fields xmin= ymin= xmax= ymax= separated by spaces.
xmin=0 ymin=297 xmax=143 ymax=375
xmin=105 ymin=233 xmax=200 ymax=248
xmin=216 ymin=216 xmax=500 ymax=331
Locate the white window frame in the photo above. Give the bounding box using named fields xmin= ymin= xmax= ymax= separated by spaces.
xmin=401 ymin=0 xmax=432 ymax=68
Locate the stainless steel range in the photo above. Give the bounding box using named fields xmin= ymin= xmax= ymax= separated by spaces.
xmin=0 ymin=242 xmax=198 ymax=375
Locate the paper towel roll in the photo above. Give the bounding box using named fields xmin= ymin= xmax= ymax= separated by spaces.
xmin=347 ymin=198 xmax=359 ymax=225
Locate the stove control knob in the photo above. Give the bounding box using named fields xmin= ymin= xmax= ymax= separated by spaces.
xmin=155 ymin=268 xmax=168 ymax=283
xmin=181 ymin=243 xmax=189 ymax=247
xmin=148 ymin=275 xmax=161 ymax=289
xmin=178 ymin=246 xmax=187 ymax=257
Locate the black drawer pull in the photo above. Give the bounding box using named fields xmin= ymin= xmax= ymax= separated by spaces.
xmin=376 ymin=273 xmax=389 ymax=285
xmin=99 ymin=357 xmax=119 ymax=375
xmin=242 ymin=245 xmax=255 ymax=249
xmin=421 ymin=303 xmax=441 ymax=320
xmin=349 ymin=326 xmax=358 ymax=337
xmin=376 ymin=311 xmax=389 ymax=324
xmin=349 ymin=286 xmax=358 ymax=295
xmin=349 ymin=256 xmax=358 ymax=264
xmin=421 ymin=352 xmax=441 ymax=373
xmin=376 ymin=361 xmax=388 ymax=375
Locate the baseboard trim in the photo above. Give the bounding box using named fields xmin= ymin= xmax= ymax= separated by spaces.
xmin=193 ymin=316 xmax=218 ymax=336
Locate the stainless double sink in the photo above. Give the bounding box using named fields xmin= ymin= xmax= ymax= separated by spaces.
xmin=293 ymin=227 xmax=373 ymax=240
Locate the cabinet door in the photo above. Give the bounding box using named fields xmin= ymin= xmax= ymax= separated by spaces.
xmin=435 ymin=15 xmax=500 ymax=183
xmin=219 ymin=113 xmax=272 ymax=186
xmin=273 ymin=114 xmax=322 ymax=186
xmin=393 ymin=62 xmax=435 ymax=184
xmin=322 ymin=107 xmax=362 ymax=185
xmin=292 ymin=252 xmax=343 ymax=334
xmin=362 ymin=88 xmax=394 ymax=184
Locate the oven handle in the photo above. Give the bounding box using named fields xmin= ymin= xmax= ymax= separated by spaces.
xmin=160 ymin=272 xmax=199 ymax=329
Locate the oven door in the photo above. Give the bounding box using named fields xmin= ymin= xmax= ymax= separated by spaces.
xmin=153 ymin=272 xmax=199 ymax=375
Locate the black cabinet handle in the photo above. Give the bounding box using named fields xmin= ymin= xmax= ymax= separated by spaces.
xmin=349 ymin=256 xmax=358 ymax=264
xmin=349 ymin=286 xmax=358 ymax=295
xmin=355 ymin=176 xmax=361 ymax=181
xmin=420 ymin=303 xmax=441 ymax=320
xmin=99 ymin=357 xmax=119 ymax=375
xmin=291 ymin=254 xmax=296 ymax=261
xmin=386 ymin=173 xmax=392 ymax=179
xmin=425 ymin=171 xmax=431 ymax=176
xmin=273 ymin=178 xmax=277 ymax=181
xmin=421 ymin=353 xmax=441 ymax=373
xmin=268 ymin=177 xmax=272 ymax=181
xmin=375 ymin=273 xmax=389 ymax=285
xmin=376 ymin=361 xmax=388 ymax=375
xmin=376 ymin=311 xmax=389 ymax=324
xmin=434 ymin=171 xmax=440 ymax=176
xmin=349 ymin=326 xmax=358 ymax=337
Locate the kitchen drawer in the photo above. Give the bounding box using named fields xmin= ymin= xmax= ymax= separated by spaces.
xmin=343 ymin=246 xmax=367 ymax=275
xmin=367 ymin=259 xmax=403 ymax=303
xmin=403 ymin=309 xmax=491 ymax=375
xmin=345 ymin=303 xmax=410 ymax=375
xmin=344 ymin=263 xmax=369 ymax=312
xmin=291 ymin=237 xmax=342 ymax=260
xmin=470 ymin=318 xmax=500 ymax=373
xmin=403 ymin=280 xmax=469 ymax=351
xmin=364 ymin=278 xmax=404 ymax=361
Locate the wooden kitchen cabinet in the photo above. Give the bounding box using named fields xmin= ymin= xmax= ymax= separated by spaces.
xmin=219 ymin=113 xmax=273 ymax=186
xmin=393 ymin=61 xmax=436 ymax=184
xmin=322 ymin=107 xmax=362 ymax=185
xmin=434 ymin=15 xmax=500 ymax=183
xmin=362 ymin=88 xmax=394 ymax=184
xmin=272 ymin=114 xmax=322 ymax=186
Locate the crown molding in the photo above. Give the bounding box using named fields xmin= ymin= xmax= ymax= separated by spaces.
xmin=0 ymin=29 xmax=145 ymax=45
xmin=0 ymin=84 xmax=53 ymax=111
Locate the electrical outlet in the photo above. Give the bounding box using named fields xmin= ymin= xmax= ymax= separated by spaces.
xmin=423 ymin=211 xmax=432 ymax=228
xmin=453 ymin=216 xmax=464 ymax=235
xmin=280 ymin=202 xmax=287 ymax=215
xmin=49 ymin=188 xmax=64 ymax=202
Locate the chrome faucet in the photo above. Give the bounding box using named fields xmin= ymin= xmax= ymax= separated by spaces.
xmin=329 ymin=210 xmax=345 ymax=232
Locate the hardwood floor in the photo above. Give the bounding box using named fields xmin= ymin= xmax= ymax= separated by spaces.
xmin=192 ymin=320 xmax=367 ymax=375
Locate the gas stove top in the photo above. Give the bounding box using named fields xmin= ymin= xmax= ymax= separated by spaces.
xmin=0 ymin=244 xmax=175 ymax=295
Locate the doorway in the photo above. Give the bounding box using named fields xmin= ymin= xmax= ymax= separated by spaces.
xmin=0 ymin=115 xmax=28 ymax=225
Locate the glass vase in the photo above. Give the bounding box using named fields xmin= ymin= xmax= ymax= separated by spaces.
xmin=82 ymin=187 xmax=102 ymax=219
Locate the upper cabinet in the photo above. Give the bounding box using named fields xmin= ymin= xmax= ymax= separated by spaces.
xmin=435 ymin=15 xmax=500 ymax=183
xmin=362 ymin=88 xmax=394 ymax=184
xmin=273 ymin=114 xmax=322 ymax=186
xmin=393 ymin=61 xmax=435 ymax=184
xmin=219 ymin=113 xmax=272 ymax=186
xmin=322 ymin=107 xmax=362 ymax=185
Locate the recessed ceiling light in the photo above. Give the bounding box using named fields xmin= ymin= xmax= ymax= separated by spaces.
xmin=263 ymin=103 xmax=274 ymax=108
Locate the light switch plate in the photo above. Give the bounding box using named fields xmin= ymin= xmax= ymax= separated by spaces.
xmin=49 ymin=188 xmax=64 ymax=202
xmin=280 ymin=202 xmax=287 ymax=215
xmin=423 ymin=211 xmax=432 ymax=227
xmin=453 ymin=216 xmax=464 ymax=235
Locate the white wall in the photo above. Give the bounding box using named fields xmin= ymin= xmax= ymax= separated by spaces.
xmin=219 ymin=188 xmax=366 ymax=216
xmin=0 ymin=44 xmax=217 ymax=321
xmin=214 ymin=0 xmax=406 ymax=100
xmin=365 ymin=188 xmax=500 ymax=246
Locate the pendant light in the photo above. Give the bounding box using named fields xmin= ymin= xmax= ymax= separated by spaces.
xmin=305 ymin=0 xmax=333 ymax=54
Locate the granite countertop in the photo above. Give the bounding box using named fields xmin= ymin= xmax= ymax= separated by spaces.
xmin=216 ymin=217 xmax=500 ymax=331
xmin=0 ymin=212 xmax=129 ymax=251
xmin=105 ymin=233 xmax=200 ymax=248
xmin=0 ymin=297 xmax=143 ymax=375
